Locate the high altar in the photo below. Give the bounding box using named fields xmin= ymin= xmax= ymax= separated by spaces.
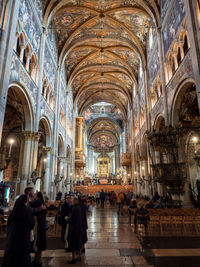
xmin=97 ymin=154 xmax=111 ymax=178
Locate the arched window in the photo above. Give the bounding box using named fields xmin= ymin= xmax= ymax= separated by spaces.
xmin=177 ymin=47 xmax=182 ymax=65
xmin=29 ymin=54 xmax=37 ymax=80
xmin=183 ymin=35 xmax=189 ymax=55
xmin=16 ymin=37 xmax=21 ymax=56
xmin=171 ymin=57 xmax=176 ymax=74
xmin=49 ymin=90 xmax=54 ymax=109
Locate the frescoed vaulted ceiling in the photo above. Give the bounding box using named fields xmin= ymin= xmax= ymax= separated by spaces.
xmin=44 ymin=0 xmax=160 ymax=115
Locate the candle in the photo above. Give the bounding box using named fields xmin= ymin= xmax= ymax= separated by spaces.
xmin=8 ymin=139 xmax=14 ymax=157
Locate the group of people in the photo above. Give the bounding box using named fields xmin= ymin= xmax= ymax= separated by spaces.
xmin=2 ymin=188 xmax=88 ymax=267
xmin=3 ymin=187 xmax=46 ymax=267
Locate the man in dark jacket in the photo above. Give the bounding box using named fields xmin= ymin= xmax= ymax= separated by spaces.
xmin=67 ymin=197 xmax=83 ymax=264
xmin=100 ymin=190 xmax=105 ymax=208
xmin=134 ymin=202 xmax=149 ymax=234
xmin=79 ymin=196 xmax=88 ymax=253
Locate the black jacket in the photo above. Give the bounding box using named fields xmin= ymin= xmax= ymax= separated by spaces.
xmin=67 ymin=204 xmax=83 ymax=252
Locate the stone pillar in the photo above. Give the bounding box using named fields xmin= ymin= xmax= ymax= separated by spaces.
xmin=0 ymin=0 xmax=21 ymax=145
xmin=20 ymin=131 xmax=34 ymax=193
xmin=184 ymin=0 xmax=200 ymax=110
xmin=49 ymin=67 xmax=61 ymax=200
xmin=157 ymin=28 xmax=169 ymax=124
xmin=35 ymin=27 xmax=47 ymax=130
xmin=43 ymin=147 xmax=51 ymax=197
xmin=114 ymin=144 xmax=120 ymax=175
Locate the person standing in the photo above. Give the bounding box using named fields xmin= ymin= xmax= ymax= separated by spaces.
xmin=2 ymin=194 xmax=35 ymax=267
xmin=117 ymin=190 xmax=124 ymax=215
xmin=30 ymin=192 xmax=47 ymax=267
xmin=100 ymin=190 xmax=105 ymax=208
xmin=79 ymin=196 xmax=88 ymax=253
xmin=67 ymin=197 xmax=83 ymax=264
xmin=60 ymin=195 xmax=72 ymax=246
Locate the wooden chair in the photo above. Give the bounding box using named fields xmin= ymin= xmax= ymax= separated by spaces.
xmin=148 ymin=215 xmax=160 ymax=235
xmin=183 ymin=216 xmax=195 ymax=235
xmin=171 ymin=216 xmax=183 ymax=234
xmin=160 ymin=216 xmax=171 ymax=235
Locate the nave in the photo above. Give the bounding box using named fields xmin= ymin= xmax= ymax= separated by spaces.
xmin=1 ymin=205 xmax=200 ymax=267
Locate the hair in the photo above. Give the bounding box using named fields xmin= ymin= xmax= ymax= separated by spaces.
xmin=37 ymin=192 xmax=44 ymax=202
xmin=24 ymin=187 xmax=33 ymax=195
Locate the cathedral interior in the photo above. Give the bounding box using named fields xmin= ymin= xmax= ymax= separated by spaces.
xmin=1 ymin=0 xmax=200 ymax=266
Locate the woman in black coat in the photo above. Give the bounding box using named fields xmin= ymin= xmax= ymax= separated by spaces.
xmin=67 ymin=197 xmax=83 ymax=264
xmin=3 ymin=194 xmax=35 ymax=267
xmin=79 ymin=197 xmax=88 ymax=252
xmin=60 ymin=194 xmax=72 ymax=243
xmin=31 ymin=192 xmax=47 ymax=267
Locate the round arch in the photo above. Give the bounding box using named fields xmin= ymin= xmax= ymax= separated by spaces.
xmin=170 ymin=78 xmax=196 ymax=126
xmin=8 ymin=82 xmax=34 ymax=132
xmin=153 ymin=114 xmax=165 ymax=132
xmin=39 ymin=116 xmax=52 ymax=147
xmin=58 ymin=134 xmax=65 ymax=157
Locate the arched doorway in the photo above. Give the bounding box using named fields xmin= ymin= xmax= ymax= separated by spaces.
xmin=0 ymin=83 xmax=34 ymax=201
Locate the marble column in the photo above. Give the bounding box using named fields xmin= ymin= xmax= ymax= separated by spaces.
xmin=114 ymin=144 xmax=120 ymax=175
xmin=43 ymin=147 xmax=51 ymax=197
xmin=19 ymin=131 xmax=34 ymax=194
xmin=0 ymin=0 xmax=20 ymax=145
xmin=157 ymin=27 xmax=169 ymax=125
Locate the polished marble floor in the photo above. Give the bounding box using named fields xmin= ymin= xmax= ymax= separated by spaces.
xmin=1 ymin=205 xmax=200 ymax=266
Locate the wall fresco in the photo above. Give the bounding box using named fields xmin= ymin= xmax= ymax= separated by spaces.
xmin=149 ymin=45 xmax=160 ymax=83
xmin=44 ymin=44 xmax=56 ymax=88
xmin=18 ymin=0 xmax=41 ymax=54
xmin=161 ymin=0 xmax=172 ymax=22
xmin=163 ymin=0 xmax=185 ymax=55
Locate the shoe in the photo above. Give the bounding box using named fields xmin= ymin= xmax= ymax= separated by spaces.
xmin=67 ymin=259 xmax=76 ymax=264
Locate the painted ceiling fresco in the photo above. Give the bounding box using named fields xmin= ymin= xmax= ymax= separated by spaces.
xmin=45 ymin=0 xmax=158 ymax=115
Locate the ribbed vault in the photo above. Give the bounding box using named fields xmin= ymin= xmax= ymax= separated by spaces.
xmin=43 ymin=0 xmax=160 ymax=115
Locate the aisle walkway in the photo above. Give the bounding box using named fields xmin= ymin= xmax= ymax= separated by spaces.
xmin=1 ymin=205 xmax=200 ymax=266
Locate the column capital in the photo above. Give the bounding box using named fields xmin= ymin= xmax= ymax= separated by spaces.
xmin=22 ymin=131 xmax=35 ymax=140
xmin=43 ymin=146 xmax=52 ymax=153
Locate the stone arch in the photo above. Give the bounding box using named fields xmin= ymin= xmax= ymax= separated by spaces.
xmin=153 ymin=114 xmax=165 ymax=132
xmin=58 ymin=134 xmax=64 ymax=157
xmin=66 ymin=145 xmax=71 ymax=160
xmin=170 ymin=78 xmax=196 ymax=126
xmin=8 ymin=82 xmax=34 ymax=132
xmin=39 ymin=116 xmax=52 ymax=147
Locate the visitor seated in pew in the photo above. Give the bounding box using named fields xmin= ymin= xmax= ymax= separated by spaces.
xmin=134 ymin=202 xmax=149 ymax=234
xmin=153 ymin=198 xmax=165 ymax=209
xmin=145 ymin=200 xmax=155 ymax=209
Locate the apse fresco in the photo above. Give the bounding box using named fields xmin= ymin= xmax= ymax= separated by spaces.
xmin=18 ymin=0 xmax=41 ymax=54
xmin=83 ymin=104 xmax=123 ymax=128
xmin=92 ymin=135 xmax=115 ymax=148
xmin=149 ymin=45 xmax=160 ymax=82
xmin=161 ymin=0 xmax=172 ymax=22
xmin=44 ymin=45 xmax=56 ymax=88
xmin=163 ymin=0 xmax=185 ymax=55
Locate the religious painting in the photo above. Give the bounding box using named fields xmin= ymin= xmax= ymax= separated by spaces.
xmin=149 ymin=45 xmax=160 ymax=82
xmin=44 ymin=45 xmax=56 ymax=88
xmin=163 ymin=0 xmax=185 ymax=55
xmin=84 ymin=108 xmax=94 ymax=121
xmin=93 ymin=135 xmax=115 ymax=148
xmin=161 ymin=0 xmax=172 ymax=22
xmin=18 ymin=0 xmax=41 ymax=54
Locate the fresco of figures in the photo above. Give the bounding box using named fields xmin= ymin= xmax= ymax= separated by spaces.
xmin=163 ymin=0 xmax=185 ymax=55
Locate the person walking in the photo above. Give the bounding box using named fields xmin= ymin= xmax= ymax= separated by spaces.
xmin=2 ymin=194 xmax=35 ymax=267
xmin=100 ymin=190 xmax=105 ymax=208
xmin=67 ymin=197 xmax=83 ymax=264
xmin=30 ymin=192 xmax=47 ymax=267
xmin=117 ymin=190 xmax=124 ymax=215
